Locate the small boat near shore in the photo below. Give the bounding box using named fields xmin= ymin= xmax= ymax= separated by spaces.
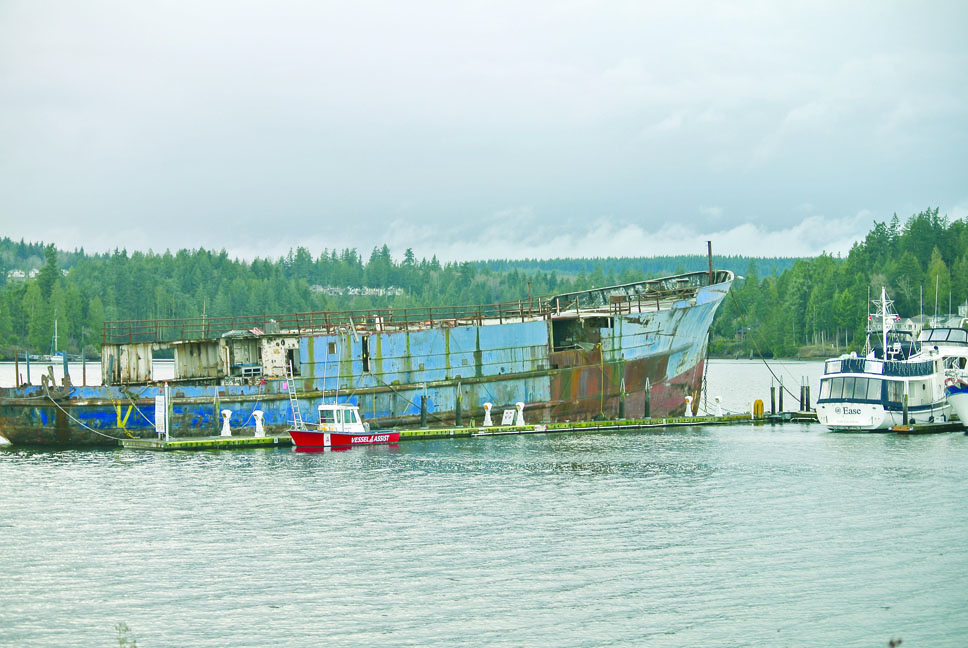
xmin=817 ymin=288 xmax=968 ymax=431
xmin=289 ymin=403 xmax=399 ymax=449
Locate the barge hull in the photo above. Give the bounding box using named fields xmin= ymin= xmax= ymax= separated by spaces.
xmin=0 ymin=270 xmax=732 ymax=446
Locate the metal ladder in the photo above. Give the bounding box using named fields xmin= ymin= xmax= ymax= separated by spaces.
xmin=286 ymin=362 xmax=306 ymax=430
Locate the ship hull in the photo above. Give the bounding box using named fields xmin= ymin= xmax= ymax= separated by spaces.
xmin=0 ymin=272 xmax=732 ymax=446
xmin=944 ymin=382 xmax=968 ymax=429
xmin=816 ymin=400 xmax=951 ymax=431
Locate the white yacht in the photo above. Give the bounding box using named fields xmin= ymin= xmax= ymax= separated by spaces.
xmin=817 ymin=289 xmax=968 ymax=431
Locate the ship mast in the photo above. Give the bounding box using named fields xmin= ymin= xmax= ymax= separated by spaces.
xmin=881 ymin=287 xmax=890 ymax=358
xmin=866 ymin=287 xmax=898 ymax=359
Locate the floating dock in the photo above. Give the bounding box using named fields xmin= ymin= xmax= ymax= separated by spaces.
xmin=122 ymin=434 xmax=294 ymax=451
xmin=121 ymin=413 xmax=756 ymax=451
xmin=889 ymin=421 xmax=964 ymax=434
xmin=764 ymin=411 xmax=818 ymax=423
xmin=118 ymin=410 xmax=966 ymax=451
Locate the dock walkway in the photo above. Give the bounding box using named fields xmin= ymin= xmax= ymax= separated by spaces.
xmin=122 ymin=435 xmax=294 ymax=451
xmin=889 ymin=421 xmax=964 ymax=434
xmin=120 ymin=413 xmax=775 ymax=451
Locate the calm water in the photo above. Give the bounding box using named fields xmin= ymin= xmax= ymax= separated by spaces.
xmin=2 ymin=360 xmax=967 ymax=647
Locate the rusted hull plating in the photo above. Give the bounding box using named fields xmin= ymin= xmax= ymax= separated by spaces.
xmin=0 ymin=272 xmax=732 ymax=445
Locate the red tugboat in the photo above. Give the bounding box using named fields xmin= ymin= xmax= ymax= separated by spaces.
xmin=289 ymin=403 xmax=399 ymax=449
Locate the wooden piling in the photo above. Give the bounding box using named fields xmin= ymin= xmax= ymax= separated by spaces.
xmin=644 ymin=378 xmax=651 ymax=418
xmin=619 ymin=379 xmax=626 ymax=419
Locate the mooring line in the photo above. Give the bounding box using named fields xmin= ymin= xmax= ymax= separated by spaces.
xmin=370 ymin=373 xmax=452 ymax=425
xmin=728 ymin=290 xmax=801 ymax=399
xmin=42 ymin=385 xmax=129 ymax=442
xmin=123 ymin=387 xmax=156 ymax=428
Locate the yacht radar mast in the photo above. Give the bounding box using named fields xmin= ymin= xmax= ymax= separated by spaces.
xmin=867 ymin=287 xmax=901 ymax=359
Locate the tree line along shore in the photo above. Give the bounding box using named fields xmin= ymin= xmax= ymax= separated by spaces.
xmin=0 ymin=208 xmax=956 ymax=361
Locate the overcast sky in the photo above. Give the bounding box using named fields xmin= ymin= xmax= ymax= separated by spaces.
xmin=2 ymin=1 xmax=966 ymax=262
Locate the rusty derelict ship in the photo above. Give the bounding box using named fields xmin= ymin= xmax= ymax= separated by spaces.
xmin=0 ymin=269 xmax=733 ymax=446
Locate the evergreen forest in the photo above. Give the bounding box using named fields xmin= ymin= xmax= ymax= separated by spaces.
xmin=0 ymin=207 xmax=960 ymax=360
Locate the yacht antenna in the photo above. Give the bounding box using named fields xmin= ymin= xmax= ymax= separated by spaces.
xmin=881 ymin=287 xmax=889 ymax=359
xmin=935 ymin=275 xmax=940 ymax=325
xmin=865 ymin=286 xmax=872 ymax=357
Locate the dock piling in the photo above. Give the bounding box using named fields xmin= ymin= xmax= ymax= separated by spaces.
xmin=455 ymin=390 xmax=463 ymax=427
xmin=644 ymin=378 xmax=651 ymax=418
xmin=619 ymin=378 xmax=626 ymax=419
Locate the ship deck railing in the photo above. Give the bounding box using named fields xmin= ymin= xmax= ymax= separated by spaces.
xmin=102 ymin=270 xmax=726 ymax=345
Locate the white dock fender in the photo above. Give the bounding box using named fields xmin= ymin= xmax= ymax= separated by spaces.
xmin=220 ymin=409 xmax=233 ymax=437
xmin=515 ymin=402 xmax=526 ymax=426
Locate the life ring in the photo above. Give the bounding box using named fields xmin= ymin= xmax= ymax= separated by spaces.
xmin=945 ymin=377 xmax=961 ymax=389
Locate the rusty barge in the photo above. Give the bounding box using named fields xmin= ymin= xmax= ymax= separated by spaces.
xmin=0 ymin=269 xmax=733 ymax=446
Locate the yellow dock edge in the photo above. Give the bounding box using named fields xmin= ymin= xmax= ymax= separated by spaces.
xmin=889 ymin=421 xmax=964 ymax=434
xmin=121 ymin=435 xmax=293 ymax=451
xmin=121 ymin=413 xmax=772 ymax=451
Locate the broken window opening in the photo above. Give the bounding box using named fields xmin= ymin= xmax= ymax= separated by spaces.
xmin=551 ymin=317 xmax=613 ymax=352
xmin=286 ymin=348 xmax=300 ymax=376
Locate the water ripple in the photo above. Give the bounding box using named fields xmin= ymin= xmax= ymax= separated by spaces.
xmin=2 ymin=426 xmax=967 ymax=647
xmin=2 ymin=363 xmax=968 ymax=646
